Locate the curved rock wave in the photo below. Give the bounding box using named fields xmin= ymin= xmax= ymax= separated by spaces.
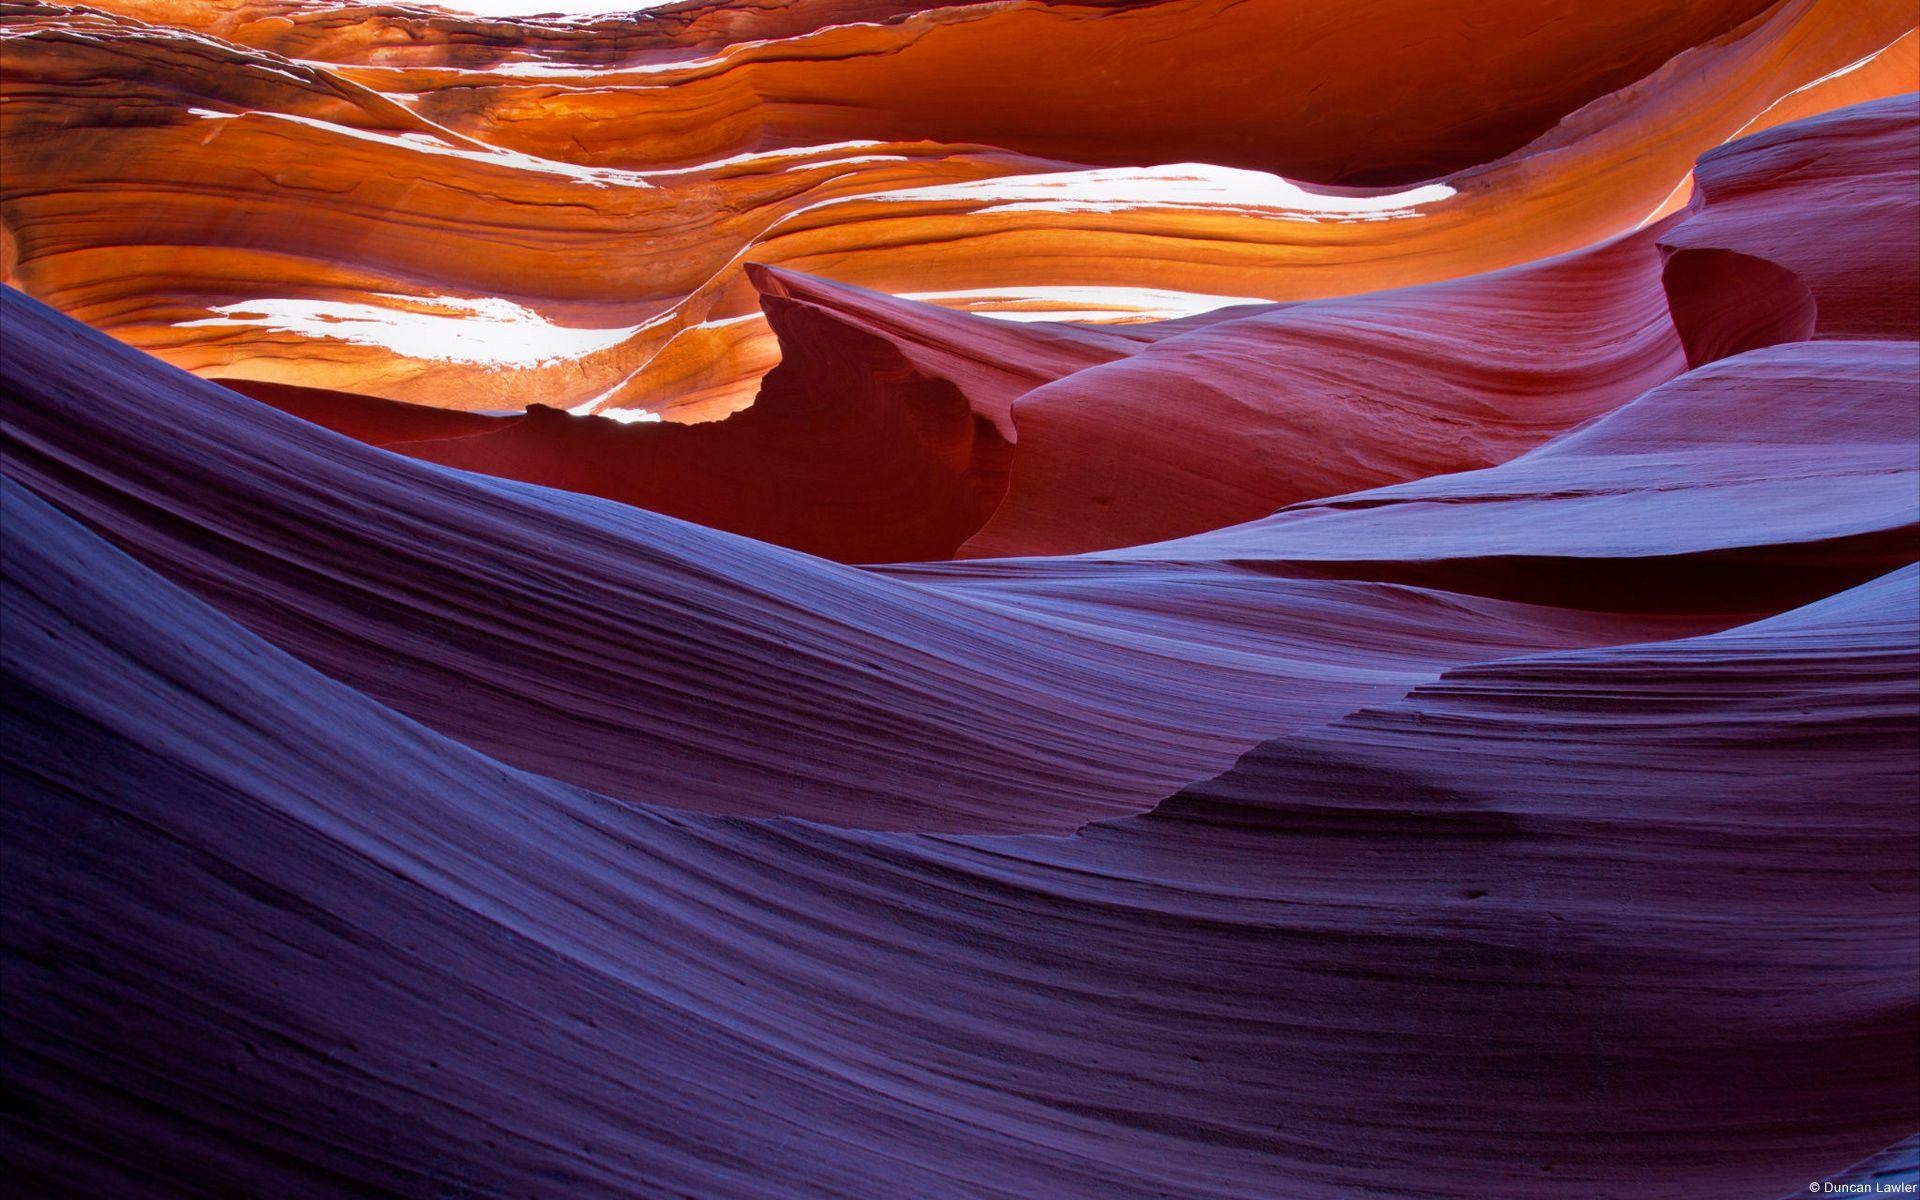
xmin=5 ymin=450 xmax=1914 ymax=1199
xmin=1 ymin=286 xmax=1729 ymax=832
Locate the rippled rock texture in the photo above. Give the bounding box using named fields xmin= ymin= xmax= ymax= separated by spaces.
xmin=2 ymin=1 xmax=1917 ymax=1197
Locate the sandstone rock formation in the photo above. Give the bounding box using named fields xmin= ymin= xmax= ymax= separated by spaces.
xmin=2 ymin=2 xmax=1916 ymax=1197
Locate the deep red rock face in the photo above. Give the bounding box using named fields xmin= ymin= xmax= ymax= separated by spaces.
xmin=1 ymin=2 xmax=1917 ymax=1198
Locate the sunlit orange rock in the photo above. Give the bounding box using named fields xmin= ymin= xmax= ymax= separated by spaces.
xmin=2 ymin=0 xmax=1912 ymax=420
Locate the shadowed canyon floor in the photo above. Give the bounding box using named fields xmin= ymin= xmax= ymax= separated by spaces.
xmin=1 ymin=2 xmax=1917 ymax=1197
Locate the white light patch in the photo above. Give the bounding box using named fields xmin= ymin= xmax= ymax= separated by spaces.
xmin=567 ymin=400 xmax=663 ymax=423
xmin=648 ymin=141 xmax=912 ymax=177
xmin=181 ymin=295 xmax=640 ymax=368
xmin=867 ymin=165 xmax=1456 ymax=222
xmin=905 ymin=286 xmax=1274 ymax=323
xmin=421 ymin=1 xmax=682 ymax=14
